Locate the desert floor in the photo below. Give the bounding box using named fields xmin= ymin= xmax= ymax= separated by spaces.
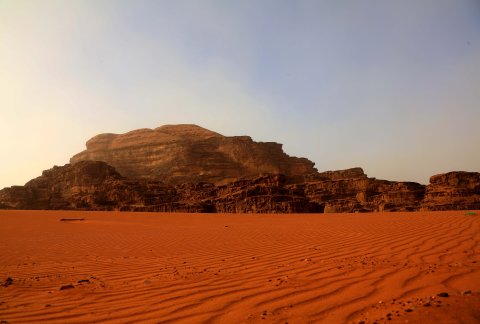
xmin=0 ymin=210 xmax=479 ymax=324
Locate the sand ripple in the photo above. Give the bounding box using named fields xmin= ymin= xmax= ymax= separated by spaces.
xmin=0 ymin=210 xmax=479 ymax=323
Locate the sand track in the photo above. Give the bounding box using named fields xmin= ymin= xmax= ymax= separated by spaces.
xmin=0 ymin=210 xmax=479 ymax=323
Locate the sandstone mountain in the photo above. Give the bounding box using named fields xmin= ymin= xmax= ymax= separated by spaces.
xmin=1 ymin=124 xmax=479 ymax=213
xmin=70 ymin=124 xmax=317 ymax=185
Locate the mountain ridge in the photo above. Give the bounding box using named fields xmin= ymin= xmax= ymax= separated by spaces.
xmin=1 ymin=124 xmax=479 ymax=213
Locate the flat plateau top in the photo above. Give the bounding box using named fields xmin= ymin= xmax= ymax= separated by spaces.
xmin=0 ymin=210 xmax=479 ymax=323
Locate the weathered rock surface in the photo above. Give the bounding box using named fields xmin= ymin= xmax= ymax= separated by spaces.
xmin=0 ymin=162 xmax=318 ymax=213
xmin=0 ymin=161 xmax=202 ymax=212
xmin=1 ymin=124 xmax=479 ymax=213
xmin=420 ymin=171 xmax=480 ymax=211
xmin=70 ymin=124 xmax=317 ymax=185
xmin=306 ymin=167 xmax=367 ymax=181
xmin=0 ymin=162 xmax=457 ymax=213
xmin=213 ymin=175 xmax=321 ymax=213
xmin=301 ymin=171 xmax=426 ymax=213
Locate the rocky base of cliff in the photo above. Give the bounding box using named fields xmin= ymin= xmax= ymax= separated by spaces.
xmin=2 ymin=161 xmax=477 ymax=213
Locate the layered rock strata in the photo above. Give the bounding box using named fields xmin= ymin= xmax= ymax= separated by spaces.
xmin=70 ymin=124 xmax=317 ymax=185
xmin=2 ymin=123 xmax=479 ymax=213
xmin=420 ymin=171 xmax=480 ymax=211
xmin=5 ymin=162 xmax=476 ymax=213
xmin=0 ymin=162 xmax=317 ymax=213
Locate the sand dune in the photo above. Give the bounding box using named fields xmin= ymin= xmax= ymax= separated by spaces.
xmin=0 ymin=210 xmax=479 ymax=323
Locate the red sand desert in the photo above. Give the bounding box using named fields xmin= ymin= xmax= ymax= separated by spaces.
xmin=1 ymin=210 xmax=479 ymax=323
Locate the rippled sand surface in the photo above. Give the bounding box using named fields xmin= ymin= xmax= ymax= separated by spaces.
xmin=1 ymin=210 xmax=479 ymax=323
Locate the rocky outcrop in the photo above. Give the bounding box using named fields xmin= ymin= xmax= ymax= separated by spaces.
xmin=302 ymin=173 xmax=426 ymax=213
xmin=212 ymin=175 xmax=321 ymax=213
xmin=420 ymin=172 xmax=480 ymax=211
xmin=0 ymin=161 xmax=207 ymax=212
xmin=0 ymin=162 xmax=432 ymax=213
xmin=70 ymin=124 xmax=317 ymax=185
xmin=1 ymin=123 xmax=478 ymax=213
xmin=0 ymin=161 xmax=122 ymax=210
xmin=372 ymin=181 xmax=426 ymax=212
xmin=0 ymin=162 xmax=319 ymax=213
xmin=306 ymin=167 xmax=367 ymax=181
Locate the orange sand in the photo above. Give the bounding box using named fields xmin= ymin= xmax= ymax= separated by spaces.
xmin=0 ymin=210 xmax=479 ymax=323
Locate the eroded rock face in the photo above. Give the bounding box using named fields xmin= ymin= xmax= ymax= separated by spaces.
xmin=1 ymin=123 xmax=478 ymax=213
xmin=0 ymin=162 xmax=318 ymax=213
xmin=306 ymin=167 xmax=367 ymax=181
xmin=212 ymin=175 xmax=321 ymax=213
xmin=420 ymin=172 xmax=480 ymax=211
xmin=70 ymin=124 xmax=317 ymax=185
xmin=302 ymin=176 xmax=425 ymax=213
xmin=0 ymin=161 xmax=123 ymax=210
xmin=0 ymin=161 xmax=204 ymax=212
xmin=0 ymin=162 xmax=431 ymax=213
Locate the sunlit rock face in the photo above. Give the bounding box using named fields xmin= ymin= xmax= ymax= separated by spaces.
xmin=70 ymin=124 xmax=317 ymax=185
xmin=1 ymin=124 xmax=478 ymax=213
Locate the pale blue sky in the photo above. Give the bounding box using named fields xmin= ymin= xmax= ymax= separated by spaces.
xmin=1 ymin=0 xmax=479 ymax=188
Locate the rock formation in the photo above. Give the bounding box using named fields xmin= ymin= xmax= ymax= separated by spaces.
xmin=0 ymin=161 xmax=318 ymax=213
xmin=0 ymin=161 xmax=203 ymax=212
xmin=212 ymin=174 xmax=321 ymax=213
xmin=299 ymin=167 xmax=426 ymax=213
xmin=0 ymin=162 xmax=446 ymax=213
xmin=420 ymin=171 xmax=480 ymax=211
xmin=70 ymin=124 xmax=317 ymax=185
xmin=1 ymin=125 xmax=478 ymax=213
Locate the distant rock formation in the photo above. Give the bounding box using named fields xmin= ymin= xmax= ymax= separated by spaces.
xmin=70 ymin=124 xmax=317 ymax=185
xmin=4 ymin=161 xmax=475 ymax=213
xmin=303 ymin=176 xmax=426 ymax=213
xmin=1 ymin=124 xmax=479 ymax=213
xmin=420 ymin=171 xmax=480 ymax=211
xmin=306 ymin=167 xmax=367 ymax=181
xmin=0 ymin=161 xmax=316 ymax=213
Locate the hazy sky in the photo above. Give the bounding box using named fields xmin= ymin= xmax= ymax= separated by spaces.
xmin=1 ymin=0 xmax=479 ymax=188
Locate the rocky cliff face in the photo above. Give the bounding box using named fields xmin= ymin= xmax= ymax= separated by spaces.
xmin=70 ymin=124 xmax=317 ymax=185
xmin=0 ymin=161 xmax=124 ymax=210
xmin=420 ymin=171 xmax=480 ymax=211
xmin=301 ymin=173 xmax=426 ymax=213
xmin=0 ymin=161 xmax=316 ymax=213
xmin=1 ymin=162 xmax=454 ymax=213
xmin=0 ymin=161 xmax=204 ymax=212
xmin=1 ymin=124 xmax=479 ymax=213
